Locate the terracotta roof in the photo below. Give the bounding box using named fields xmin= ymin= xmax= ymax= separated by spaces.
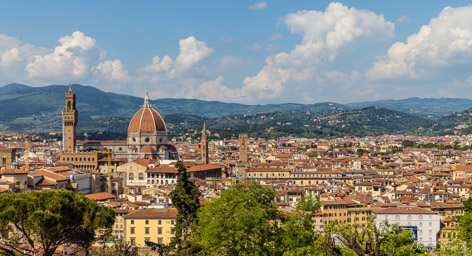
xmin=128 ymin=108 xmax=166 ymax=133
xmin=248 ymin=167 xmax=289 ymax=173
xmin=0 ymin=169 xmax=28 ymax=175
xmin=141 ymin=145 xmax=156 ymax=154
xmin=372 ymin=206 xmax=437 ymax=215
xmin=146 ymin=164 xmax=177 ymax=173
xmin=30 ymin=170 xmax=69 ymax=181
xmin=47 ymin=166 xmax=71 ymax=172
xmin=187 ymin=164 xmax=224 ymax=172
xmin=124 ymin=208 xmax=177 ymax=219
xmin=85 ymin=192 xmax=116 ymax=201
xmin=37 ymin=178 xmax=57 ymax=186
xmin=134 ymin=159 xmax=159 ymax=167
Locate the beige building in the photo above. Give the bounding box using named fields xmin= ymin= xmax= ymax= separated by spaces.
xmin=124 ymin=208 xmax=177 ymax=247
xmin=0 ymin=147 xmax=16 ymax=170
xmin=0 ymin=169 xmax=28 ymax=191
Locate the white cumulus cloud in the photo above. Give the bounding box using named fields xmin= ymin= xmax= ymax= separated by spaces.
xmin=141 ymin=36 xmax=213 ymax=81
xmin=239 ymin=2 xmax=394 ymax=101
xmin=0 ymin=34 xmax=48 ymax=71
xmin=249 ymin=1 xmax=268 ymax=10
xmin=25 ymin=31 xmax=104 ymax=81
xmin=93 ymin=59 xmax=131 ymax=83
xmin=366 ymin=5 xmax=472 ymax=80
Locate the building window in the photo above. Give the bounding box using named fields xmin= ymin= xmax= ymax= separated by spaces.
xmin=429 ymin=222 xmax=432 ymax=227
xmin=171 ymin=228 xmax=175 ymax=235
xmin=130 ymin=238 xmax=135 ymax=245
xmin=130 ymin=227 xmax=135 ymax=234
xmin=139 ymin=173 xmax=144 ymax=180
xmin=158 ymin=227 xmax=162 ymax=234
xmin=407 ymin=215 xmax=412 ymax=220
xmin=131 ymin=220 xmax=134 ymax=225
xmin=129 ymin=173 xmax=134 ymax=180
xmin=396 ymin=215 xmax=400 ymax=220
xmin=2 ymin=156 xmax=6 ymax=165
xmin=145 ymin=237 xmax=150 ymax=242
xmin=171 ymin=220 xmax=175 ymax=225
xmin=145 ymin=227 xmax=149 ymax=235
xmin=145 ymin=220 xmax=149 ymax=225
xmin=158 ymin=238 xmax=163 ymax=244
xmin=158 ymin=220 xmax=162 ymax=225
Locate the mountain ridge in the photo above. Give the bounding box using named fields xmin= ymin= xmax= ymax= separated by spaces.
xmin=1 ymin=83 xmax=472 ymax=138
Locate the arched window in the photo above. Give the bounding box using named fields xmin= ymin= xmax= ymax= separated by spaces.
xmin=67 ymin=101 xmax=71 ymax=111
xmin=139 ymin=173 xmax=144 ymax=180
xmin=407 ymin=215 xmax=412 ymax=220
xmin=129 ymin=173 xmax=134 ymax=180
xmin=396 ymin=215 xmax=400 ymax=220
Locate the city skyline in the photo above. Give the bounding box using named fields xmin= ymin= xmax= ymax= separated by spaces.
xmin=0 ymin=1 xmax=471 ymax=104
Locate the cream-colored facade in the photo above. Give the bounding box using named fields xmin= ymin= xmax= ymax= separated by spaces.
xmin=124 ymin=208 xmax=177 ymax=247
xmin=0 ymin=147 xmax=15 ymax=170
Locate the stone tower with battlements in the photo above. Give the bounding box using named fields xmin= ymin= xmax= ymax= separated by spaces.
xmin=62 ymin=83 xmax=77 ymax=152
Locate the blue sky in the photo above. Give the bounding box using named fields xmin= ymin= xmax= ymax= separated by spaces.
xmin=0 ymin=1 xmax=471 ymax=104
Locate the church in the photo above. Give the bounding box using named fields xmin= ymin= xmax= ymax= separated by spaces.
xmin=60 ymin=85 xmax=179 ymax=170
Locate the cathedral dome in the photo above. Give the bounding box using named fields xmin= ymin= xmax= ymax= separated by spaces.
xmin=128 ymin=92 xmax=167 ymax=133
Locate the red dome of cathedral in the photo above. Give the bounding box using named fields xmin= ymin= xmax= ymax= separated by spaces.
xmin=128 ymin=92 xmax=167 ymax=133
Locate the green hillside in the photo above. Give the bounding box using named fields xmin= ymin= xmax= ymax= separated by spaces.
xmin=1 ymin=83 xmax=472 ymax=139
xmin=348 ymin=97 xmax=472 ymax=119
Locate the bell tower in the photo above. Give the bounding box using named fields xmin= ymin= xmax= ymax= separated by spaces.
xmin=62 ymin=83 xmax=77 ymax=152
xmin=201 ymin=123 xmax=209 ymax=164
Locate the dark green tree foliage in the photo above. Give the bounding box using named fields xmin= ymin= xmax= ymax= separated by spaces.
xmin=464 ymin=197 xmax=472 ymax=213
xmin=278 ymin=194 xmax=323 ymax=255
xmin=401 ymin=140 xmax=416 ymax=148
xmin=193 ymin=182 xmax=281 ymax=255
xmin=459 ymin=209 xmax=472 ymax=251
xmin=169 ymin=162 xmax=201 ymax=254
xmin=0 ymin=190 xmax=114 ymax=256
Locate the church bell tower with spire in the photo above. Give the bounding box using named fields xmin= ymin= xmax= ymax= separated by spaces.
xmin=62 ymin=83 xmax=77 ymax=152
xmin=201 ymin=123 xmax=209 ymax=164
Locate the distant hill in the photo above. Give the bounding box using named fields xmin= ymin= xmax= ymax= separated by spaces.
xmin=433 ymin=108 xmax=472 ymax=135
xmin=348 ymin=97 xmax=472 ymax=120
xmin=195 ymin=106 xmax=434 ymax=139
xmin=1 ymin=83 xmax=472 ymax=138
xmin=0 ymin=83 xmax=350 ymax=133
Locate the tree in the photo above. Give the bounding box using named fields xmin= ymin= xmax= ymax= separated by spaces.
xmin=192 ymin=182 xmax=280 ymax=255
xmin=0 ymin=190 xmax=114 ymax=256
xmin=357 ymin=148 xmax=368 ymax=156
xmin=318 ymin=219 xmax=428 ymax=256
xmin=464 ymin=198 xmax=472 ymax=213
xmin=277 ymin=194 xmax=323 ymax=256
xmin=168 ymin=162 xmax=201 ymax=254
xmin=402 ymin=140 xmax=416 ymax=148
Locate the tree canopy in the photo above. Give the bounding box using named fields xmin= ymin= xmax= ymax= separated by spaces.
xmin=0 ymin=190 xmax=114 ymax=256
xmin=169 ymin=162 xmax=201 ymax=254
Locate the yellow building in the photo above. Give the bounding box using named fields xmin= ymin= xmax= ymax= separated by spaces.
xmin=124 ymin=208 xmax=177 ymax=247
xmin=246 ymin=167 xmax=290 ymax=180
xmin=438 ymin=217 xmax=458 ymax=247
xmin=322 ymin=199 xmax=371 ymax=227
xmin=112 ymin=209 xmax=131 ymax=239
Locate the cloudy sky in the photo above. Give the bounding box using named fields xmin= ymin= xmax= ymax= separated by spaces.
xmin=1 ymin=1 xmax=472 ymax=104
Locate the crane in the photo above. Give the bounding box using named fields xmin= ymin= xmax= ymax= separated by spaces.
xmin=0 ymin=133 xmax=38 ymax=171
xmin=94 ymin=150 xmax=112 ymax=194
